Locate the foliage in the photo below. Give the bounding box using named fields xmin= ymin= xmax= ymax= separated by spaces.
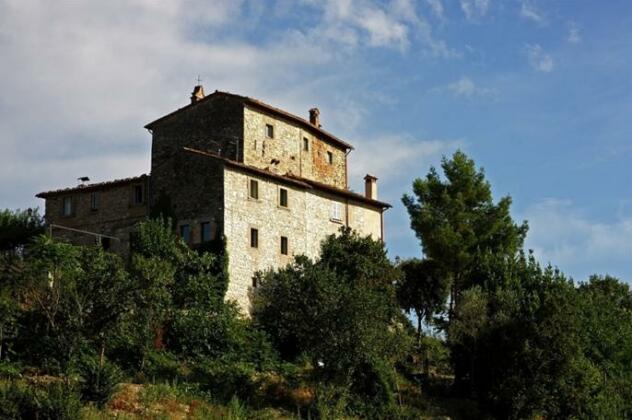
xmin=0 ymin=208 xmax=44 ymax=254
xmin=0 ymin=380 xmax=82 ymax=420
xmin=396 ymin=258 xmax=450 ymax=346
xmin=402 ymin=150 xmax=528 ymax=313
xmin=252 ymin=228 xmax=409 ymax=413
xmin=76 ymin=355 xmax=123 ymax=407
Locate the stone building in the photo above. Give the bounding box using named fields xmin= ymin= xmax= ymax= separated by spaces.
xmin=37 ymin=86 xmax=390 ymax=310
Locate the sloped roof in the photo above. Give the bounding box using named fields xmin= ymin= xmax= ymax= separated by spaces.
xmin=145 ymin=90 xmax=354 ymax=151
xmin=183 ymin=147 xmax=390 ymax=209
xmin=36 ymin=175 xmax=148 ymax=198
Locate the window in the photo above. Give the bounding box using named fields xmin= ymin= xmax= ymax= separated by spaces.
xmin=180 ymin=224 xmax=191 ymax=243
xmin=249 ymin=179 xmax=259 ymax=199
xmin=90 ymin=192 xmax=99 ymax=211
xmin=331 ymin=202 xmax=342 ymax=221
xmin=303 ymin=137 xmax=309 ymax=151
xmin=62 ymin=197 xmax=73 ymax=216
xmin=265 ymin=124 xmax=274 ymax=138
xmin=280 ymin=236 xmax=288 ymax=255
xmin=133 ymin=185 xmax=144 ymax=205
xmin=100 ymin=237 xmax=111 ymax=250
xmin=250 ymin=228 xmax=259 ymax=248
xmin=327 ymin=151 xmax=333 ymax=164
xmin=201 ymin=222 xmax=212 ymax=242
xmin=279 ymin=188 xmax=288 ymax=208
xmin=252 ymin=276 xmax=258 ymax=288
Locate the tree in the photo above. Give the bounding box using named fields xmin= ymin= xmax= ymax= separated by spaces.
xmin=396 ymin=258 xmax=449 ymax=348
xmin=252 ymin=228 xmax=409 ymax=413
xmin=0 ymin=208 xmax=44 ymax=254
xmin=402 ymin=151 xmax=528 ymax=318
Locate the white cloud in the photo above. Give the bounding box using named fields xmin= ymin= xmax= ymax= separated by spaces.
xmin=444 ymin=76 xmax=498 ymax=99
xmin=525 ymin=44 xmax=554 ymax=72
xmin=425 ymin=0 xmax=445 ymax=20
xmin=568 ymin=22 xmax=582 ymax=44
xmin=523 ymin=199 xmax=632 ymax=280
xmin=460 ymin=0 xmax=490 ymax=21
xmin=348 ymin=135 xmax=462 ymax=184
xmin=317 ymin=0 xmax=457 ymax=56
xmin=520 ymin=1 xmax=545 ymax=24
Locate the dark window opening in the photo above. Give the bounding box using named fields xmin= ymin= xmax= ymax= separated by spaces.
xmin=100 ymin=237 xmax=111 ymax=250
xmin=250 ymin=228 xmax=259 ymax=248
xmin=252 ymin=276 xmax=258 ymax=288
xmin=303 ymin=137 xmax=309 ymax=151
xmin=327 ymin=151 xmax=333 ymax=165
xmin=90 ymin=192 xmax=99 ymax=211
xmin=266 ymin=124 xmax=274 ymax=138
xmin=280 ymin=236 xmax=288 ymax=255
xmin=279 ymin=188 xmax=288 ymax=207
xmin=201 ymin=222 xmax=212 ymax=242
xmin=133 ymin=185 xmax=144 ymax=205
xmin=180 ymin=224 xmax=191 ymax=243
xmin=249 ymin=179 xmax=259 ymax=199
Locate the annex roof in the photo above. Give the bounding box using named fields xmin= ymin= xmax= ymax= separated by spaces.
xmin=183 ymin=147 xmax=390 ymax=209
xmin=36 ymin=175 xmax=148 ymax=199
xmin=145 ymin=90 xmax=354 ymax=151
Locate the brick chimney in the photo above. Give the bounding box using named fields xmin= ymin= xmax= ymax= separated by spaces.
xmin=309 ymin=108 xmax=321 ymax=127
xmin=364 ymin=175 xmax=378 ymax=200
xmin=191 ymin=85 xmax=205 ymax=104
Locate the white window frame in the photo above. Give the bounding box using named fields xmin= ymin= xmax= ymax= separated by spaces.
xmin=330 ymin=201 xmax=342 ymax=222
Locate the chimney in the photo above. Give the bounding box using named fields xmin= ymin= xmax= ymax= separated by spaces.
xmin=191 ymin=85 xmax=205 ymax=104
xmin=364 ymin=174 xmax=378 ymax=200
xmin=309 ymin=107 xmax=321 ymax=127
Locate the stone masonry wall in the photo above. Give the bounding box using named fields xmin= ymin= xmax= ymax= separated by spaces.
xmin=44 ymin=178 xmax=149 ymax=254
xmin=222 ymin=166 xmax=382 ymax=312
xmin=150 ymin=94 xmax=244 ymax=175
xmin=242 ymin=106 xmax=347 ymax=189
xmin=150 ymin=151 xmax=225 ymax=245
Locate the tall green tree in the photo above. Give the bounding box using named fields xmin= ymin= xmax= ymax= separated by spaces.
xmin=395 ymin=258 xmax=449 ymax=347
xmin=402 ymin=151 xmax=528 ymax=317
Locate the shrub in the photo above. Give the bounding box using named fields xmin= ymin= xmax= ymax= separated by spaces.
xmin=77 ymin=356 xmax=123 ymax=407
xmin=192 ymin=359 xmax=256 ymax=403
xmin=0 ymin=380 xmax=82 ymax=420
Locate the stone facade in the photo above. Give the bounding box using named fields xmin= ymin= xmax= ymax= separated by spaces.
xmin=222 ymin=164 xmax=383 ymax=309
xmin=242 ymin=105 xmax=347 ymax=189
xmin=38 ymin=176 xmax=149 ymax=254
xmin=37 ymin=88 xmax=389 ymax=313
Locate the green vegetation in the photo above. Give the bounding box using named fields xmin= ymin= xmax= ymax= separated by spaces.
xmin=0 ymin=151 xmax=631 ymax=418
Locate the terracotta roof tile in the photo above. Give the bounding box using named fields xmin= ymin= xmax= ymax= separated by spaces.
xmin=36 ymin=175 xmax=148 ymax=198
xmin=144 ymin=90 xmax=354 ymax=151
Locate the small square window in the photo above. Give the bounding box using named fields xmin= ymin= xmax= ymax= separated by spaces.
xmin=249 ymin=179 xmax=259 ymax=200
xmin=265 ymin=124 xmax=274 ymax=138
xmin=201 ymin=222 xmax=212 ymax=242
xmin=180 ymin=225 xmax=191 ymax=243
xmin=279 ymin=188 xmax=288 ymax=207
xmin=250 ymin=228 xmax=259 ymax=248
xmin=327 ymin=151 xmax=333 ymax=164
xmin=133 ymin=185 xmax=144 ymax=205
xmin=90 ymin=192 xmax=99 ymax=211
xmin=62 ymin=197 xmax=73 ymax=216
xmin=303 ymin=137 xmax=309 ymax=151
xmin=280 ymin=236 xmax=288 ymax=255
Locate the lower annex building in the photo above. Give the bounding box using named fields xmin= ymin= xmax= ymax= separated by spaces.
xmin=36 ymin=86 xmax=391 ymax=311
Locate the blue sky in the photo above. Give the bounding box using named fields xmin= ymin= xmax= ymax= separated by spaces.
xmin=1 ymin=0 xmax=631 ymax=282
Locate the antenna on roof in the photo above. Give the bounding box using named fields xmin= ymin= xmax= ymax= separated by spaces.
xmin=196 ymin=75 xmax=202 ymax=85
xmin=77 ymin=176 xmax=90 ymax=186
